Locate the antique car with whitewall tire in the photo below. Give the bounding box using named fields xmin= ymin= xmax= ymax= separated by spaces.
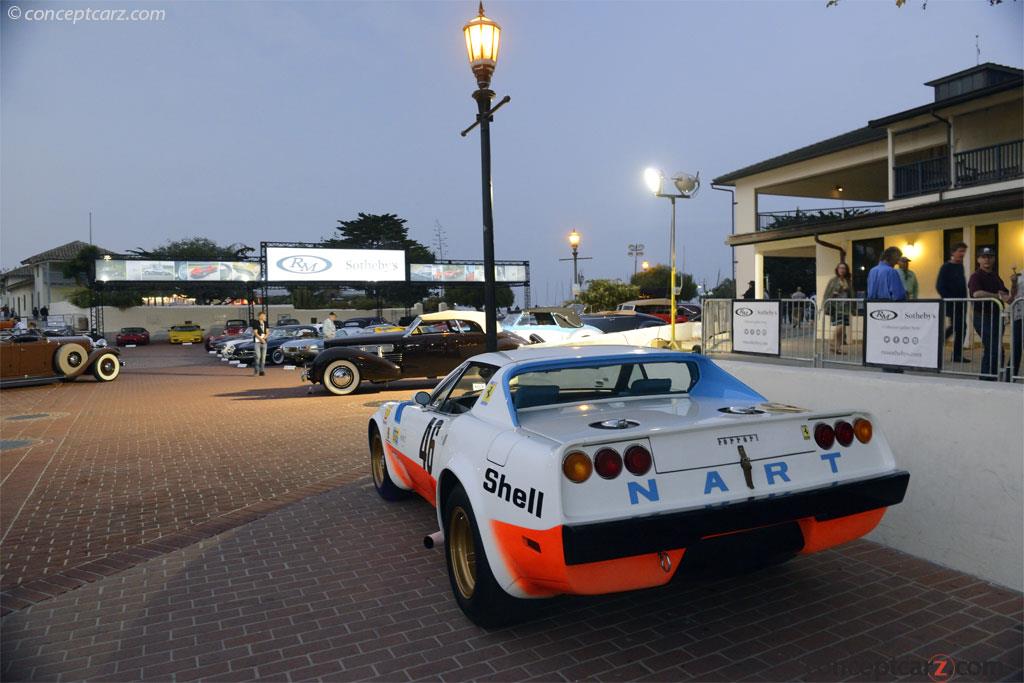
xmin=0 ymin=331 xmax=123 ymax=387
xmin=306 ymin=311 xmax=525 ymax=396
xmin=367 ymin=346 xmax=909 ymax=627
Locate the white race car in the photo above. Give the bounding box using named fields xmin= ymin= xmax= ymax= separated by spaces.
xmin=368 ymin=346 xmax=909 ymax=627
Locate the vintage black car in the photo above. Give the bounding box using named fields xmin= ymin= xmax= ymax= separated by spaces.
xmin=0 ymin=331 xmax=122 ymax=387
xmin=225 ymin=324 xmax=319 ymax=365
xmin=305 ymin=311 xmax=524 ymax=395
xmin=580 ymin=311 xmax=668 ymax=333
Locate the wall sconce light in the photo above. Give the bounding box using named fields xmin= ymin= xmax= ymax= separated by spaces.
xmin=833 ymin=184 xmax=844 ymax=194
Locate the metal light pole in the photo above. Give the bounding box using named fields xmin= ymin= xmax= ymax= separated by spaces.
xmin=461 ymin=2 xmax=509 ymax=352
xmin=643 ymin=168 xmax=700 ymax=349
xmin=628 ymin=243 xmax=645 ymax=276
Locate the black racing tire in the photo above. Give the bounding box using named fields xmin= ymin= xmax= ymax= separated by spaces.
xmin=323 ymin=359 xmax=360 ymax=396
xmin=54 ymin=343 xmax=89 ymax=376
xmin=92 ymin=352 xmax=120 ymax=382
xmin=369 ymin=428 xmax=410 ymax=501
xmin=271 ymin=348 xmax=285 ymax=365
xmin=443 ymin=485 xmax=527 ymax=628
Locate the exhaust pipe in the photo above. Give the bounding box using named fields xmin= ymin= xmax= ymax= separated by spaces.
xmin=423 ymin=530 xmax=444 ymax=549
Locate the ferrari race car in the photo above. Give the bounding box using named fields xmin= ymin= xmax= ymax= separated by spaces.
xmin=368 ymin=346 xmax=909 ymax=627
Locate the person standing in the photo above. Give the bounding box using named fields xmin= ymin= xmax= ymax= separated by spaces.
xmin=322 ymin=312 xmax=337 ymax=341
xmin=824 ymin=263 xmax=854 ymax=353
xmin=868 ymin=247 xmax=906 ymax=373
xmin=968 ymin=247 xmax=1009 ymax=380
xmin=867 ymin=247 xmax=907 ymax=301
xmin=742 ymin=280 xmax=756 ymax=300
xmin=937 ymin=242 xmax=969 ymax=363
xmin=32 ymin=306 xmax=39 ymax=320
xmin=896 ymin=257 xmax=919 ymax=300
xmin=40 ymin=305 xmax=49 ymax=320
xmin=790 ymin=286 xmax=807 ymax=327
xmin=253 ymin=311 xmax=269 ymax=376
xmin=1009 ymin=270 xmax=1022 ymax=381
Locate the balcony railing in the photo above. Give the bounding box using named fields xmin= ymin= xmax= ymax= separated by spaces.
xmin=955 ymin=140 xmax=1023 ymax=188
xmin=756 ymin=205 xmax=885 ymax=232
xmin=893 ymin=157 xmax=949 ymax=199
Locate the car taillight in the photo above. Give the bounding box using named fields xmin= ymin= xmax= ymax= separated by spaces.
xmin=624 ymin=445 xmax=652 ymax=476
xmin=854 ymin=418 xmax=873 ymax=444
xmin=563 ymin=451 xmax=592 ymax=483
xmin=834 ymin=420 xmax=854 ymax=447
xmin=594 ymin=448 xmax=623 ymax=479
xmin=814 ymin=423 xmax=835 ymax=450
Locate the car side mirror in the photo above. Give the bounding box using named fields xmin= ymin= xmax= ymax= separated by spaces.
xmin=414 ymin=391 xmax=431 ymax=406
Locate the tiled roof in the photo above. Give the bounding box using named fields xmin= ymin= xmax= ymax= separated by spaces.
xmin=21 ymin=240 xmax=117 ymax=265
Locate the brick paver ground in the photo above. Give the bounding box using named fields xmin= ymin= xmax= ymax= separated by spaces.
xmin=1 ymin=344 xmax=427 ymax=601
xmin=2 ymin=479 xmax=1021 ymax=682
xmin=1 ymin=343 xmax=1021 ymax=681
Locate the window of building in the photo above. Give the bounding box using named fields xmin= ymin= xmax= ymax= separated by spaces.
xmin=852 ymin=238 xmax=885 ymax=295
xmin=974 ymin=225 xmax=998 ymax=272
xmin=943 ymin=228 xmax=964 ymax=261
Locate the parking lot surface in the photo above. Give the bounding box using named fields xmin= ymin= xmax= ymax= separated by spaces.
xmin=1 ymin=344 xmax=1021 ymax=681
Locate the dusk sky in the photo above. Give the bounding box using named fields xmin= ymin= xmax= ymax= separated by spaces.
xmin=2 ymin=0 xmax=1021 ymax=304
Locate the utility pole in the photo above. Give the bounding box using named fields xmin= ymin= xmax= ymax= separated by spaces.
xmin=89 ymin=212 xmax=93 ymax=244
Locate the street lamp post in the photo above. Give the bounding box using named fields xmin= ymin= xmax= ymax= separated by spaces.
xmin=559 ymin=229 xmax=591 ymax=302
xmin=643 ymin=167 xmax=700 ymax=349
xmin=461 ymin=2 xmax=509 ymax=352
xmin=628 ymin=243 xmax=645 ymax=277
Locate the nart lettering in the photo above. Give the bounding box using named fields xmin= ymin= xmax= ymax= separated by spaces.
xmin=483 ymin=468 xmax=544 ymax=518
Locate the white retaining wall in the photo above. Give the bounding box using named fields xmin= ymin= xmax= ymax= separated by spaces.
xmin=719 ymin=360 xmax=1024 ymax=591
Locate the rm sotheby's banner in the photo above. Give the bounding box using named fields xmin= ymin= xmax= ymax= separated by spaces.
xmin=864 ymin=300 xmax=942 ymax=370
xmin=732 ymin=300 xmax=780 ymax=356
xmin=265 ymin=247 xmax=405 ymax=282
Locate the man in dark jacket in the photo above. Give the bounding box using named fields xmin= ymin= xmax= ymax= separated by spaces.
xmin=742 ymin=280 xmax=756 ymax=300
xmin=969 ymin=247 xmax=1009 ymax=380
xmin=936 ymin=242 xmax=969 ymax=362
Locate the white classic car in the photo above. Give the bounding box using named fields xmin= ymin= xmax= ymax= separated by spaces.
xmin=368 ymin=346 xmax=909 ymax=627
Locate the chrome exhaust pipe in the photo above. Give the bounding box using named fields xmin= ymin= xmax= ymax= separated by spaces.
xmin=423 ymin=530 xmax=444 ymax=549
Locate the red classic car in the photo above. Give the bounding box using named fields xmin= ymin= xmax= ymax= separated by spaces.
xmin=205 ymin=319 xmax=251 ymax=351
xmin=0 ymin=331 xmax=123 ymax=387
xmin=115 ymin=327 xmax=150 ymax=346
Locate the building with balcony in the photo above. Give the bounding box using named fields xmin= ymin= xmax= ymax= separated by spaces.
xmin=713 ymin=63 xmax=1023 ymax=300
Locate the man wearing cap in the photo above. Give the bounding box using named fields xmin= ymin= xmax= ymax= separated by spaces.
xmin=896 ymin=256 xmax=919 ymax=300
xmin=968 ymin=247 xmax=1009 ymax=380
xmin=742 ymin=280 xmax=756 ymax=300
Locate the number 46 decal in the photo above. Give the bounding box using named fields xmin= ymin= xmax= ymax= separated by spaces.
xmin=418 ymin=418 xmax=444 ymax=474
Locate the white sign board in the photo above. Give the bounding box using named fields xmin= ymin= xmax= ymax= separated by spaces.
xmin=864 ymin=300 xmax=942 ymax=370
xmin=266 ymin=247 xmax=405 ymax=282
xmin=732 ymin=301 xmax=780 ymax=356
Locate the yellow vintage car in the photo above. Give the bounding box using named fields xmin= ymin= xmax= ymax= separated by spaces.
xmin=168 ymin=324 xmax=204 ymax=344
xmin=368 ymin=324 xmax=405 ymax=334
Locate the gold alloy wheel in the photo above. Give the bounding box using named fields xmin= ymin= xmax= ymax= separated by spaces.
xmin=371 ymin=435 xmax=385 ymax=488
xmin=449 ymin=506 xmax=476 ymax=599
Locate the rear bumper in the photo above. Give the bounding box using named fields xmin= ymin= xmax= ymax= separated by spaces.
xmin=561 ymin=470 xmax=909 ymax=565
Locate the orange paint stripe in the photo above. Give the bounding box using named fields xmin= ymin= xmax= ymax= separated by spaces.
xmin=384 ymin=443 xmax=437 ymax=507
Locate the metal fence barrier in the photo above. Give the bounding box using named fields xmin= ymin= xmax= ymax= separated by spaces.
xmin=1008 ymin=298 xmax=1022 ymax=383
xmin=818 ymin=298 xmax=863 ymax=367
xmin=779 ymin=299 xmax=816 ymax=362
xmin=701 ymin=296 xmax=1020 ymax=382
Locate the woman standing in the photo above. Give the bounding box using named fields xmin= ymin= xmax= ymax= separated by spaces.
xmin=824 ymin=262 xmax=854 ymax=354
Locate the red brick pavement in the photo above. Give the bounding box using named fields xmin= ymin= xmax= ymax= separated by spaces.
xmin=1 ymin=344 xmax=430 ymax=608
xmin=1 ymin=478 xmax=1021 ymax=682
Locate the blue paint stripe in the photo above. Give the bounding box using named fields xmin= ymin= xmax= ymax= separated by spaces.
xmin=394 ymin=401 xmax=414 ymax=423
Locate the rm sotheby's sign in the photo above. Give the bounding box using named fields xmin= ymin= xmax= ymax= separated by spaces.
xmin=864 ymin=300 xmax=942 ymax=370
xmin=266 ymin=247 xmax=405 ymax=282
xmin=732 ymin=300 xmax=780 ymax=356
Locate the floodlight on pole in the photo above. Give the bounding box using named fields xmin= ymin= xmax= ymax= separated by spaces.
xmin=643 ymin=167 xmax=700 ymax=349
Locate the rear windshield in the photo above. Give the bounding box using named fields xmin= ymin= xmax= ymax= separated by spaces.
xmin=121 ymin=327 xmax=146 ymax=333
xmin=510 ymin=360 xmax=697 ymax=410
xmin=226 ymin=320 xmax=246 ymax=326
xmin=172 ymin=325 xmax=201 ymax=331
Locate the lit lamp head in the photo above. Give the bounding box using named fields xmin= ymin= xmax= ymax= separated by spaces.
xmin=641 ymin=260 xmax=650 ymax=271
xmin=643 ymin=167 xmax=664 ymax=195
xmin=568 ymin=230 xmax=581 ymax=250
xmin=463 ymin=2 xmax=501 ymax=89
